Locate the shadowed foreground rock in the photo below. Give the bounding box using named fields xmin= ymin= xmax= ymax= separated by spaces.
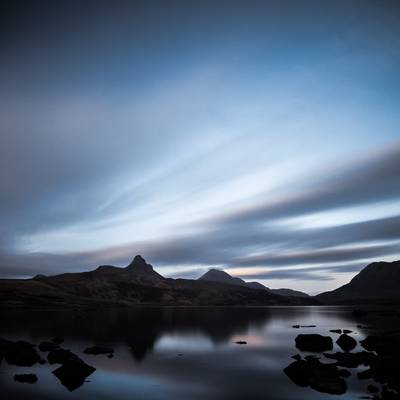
xmin=284 ymin=356 xmax=348 ymax=395
xmin=14 ymin=373 xmax=38 ymax=384
xmin=0 ymin=339 xmax=40 ymax=366
xmin=295 ymin=334 xmax=333 ymax=352
xmin=52 ymin=358 xmax=96 ymax=391
xmin=336 ymin=334 xmax=357 ymax=352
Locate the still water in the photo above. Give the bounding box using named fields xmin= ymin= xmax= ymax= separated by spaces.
xmin=0 ymin=306 xmax=382 ymax=400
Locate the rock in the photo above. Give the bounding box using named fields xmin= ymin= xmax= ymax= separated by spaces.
xmin=48 ymin=348 xmax=78 ymax=364
xmin=52 ymin=336 xmax=64 ymax=344
xmin=52 ymin=358 xmax=96 ymax=391
xmin=235 ymin=341 xmax=247 ymax=345
xmin=107 ymin=353 xmax=114 ymax=358
xmin=292 ymin=354 xmax=302 ymax=361
xmin=301 ymin=325 xmax=316 ymax=328
xmin=83 ymin=346 xmax=114 ymax=355
xmin=330 ymin=329 xmax=342 ymax=334
xmin=360 ymin=334 xmax=400 ymax=356
xmin=39 ymin=341 xmax=59 ymax=352
xmin=295 ymin=334 xmax=333 ymax=352
xmin=292 ymin=325 xmax=300 ymax=329
xmin=1 ymin=339 xmax=40 ymax=366
xmin=14 ymin=373 xmax=38 ymax=384
xmin=336 ymin=334 xmax=357 ymax=352
xmin=343 ymin=329 xmax=352 ymax=334
xmin=39 ymin=359 xmax=47 ymax=364
xmin=368 ymin=385 xmax=379 ymax=393
xmin=284 ymin=357 xmax=347 ymax=395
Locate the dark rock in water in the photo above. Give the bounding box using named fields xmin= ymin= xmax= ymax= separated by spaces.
xmin=324 ymin=351 xmax=375 ymax=368
xmin=107 ymin=353 xmax=114 ymax=358
xmin=336 ymin=334 xmax=357 ymax=352
xmin=83 ymin=346 xmax=114 ymax=355
xmin=1 ymin=339 xmax=40 ymax=366
xmin=330 ymin=329 xmax=342 ymax=334
xmin=301 ymin=325 xmax=316 ymax=328
xmin=292 ymin=325 xmax=300 ymax=328
xmin=235 ymin=341 xmax=247 ymax=345
xmin=52 ymin=358 xmax=96 ymax=391
xmin=368 ymin=385 xmax=379 ymax=393
xmin=360 ymin=334 xmax=400 ymax=356
xmin=48 ymin=348 xmax=78 ymax=364
xmin=352 ymin=309 xmax=368 ymax=317
xmin=14 ymin=373 xmax=38 ymax=384
xmin=284 ymin=357 xmax=347 ymax=395
xmin=295 ymin=334 xmax=333 ymax=352
xmin=338 ymin=369 xmax=351 ymax=378
xmin=292 ymin=354 xmax=302 ymax=361
xmin=39 ymin=359 xmax=47 ymax=365
xmin=343 ymin=329 xmax=352 ymax=334
xmin=52 ymin=336 xmax=64 ymax=344
xmin=39 ymin=341 xmax=59 ymax=352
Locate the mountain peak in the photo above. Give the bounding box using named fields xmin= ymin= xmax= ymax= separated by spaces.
xmin=126 ymin=255 xmax=156 ymax=274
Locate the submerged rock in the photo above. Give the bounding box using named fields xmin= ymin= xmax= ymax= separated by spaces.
xmin=336 ymin=334 xmax=357 ymax=352
xmin=295 ymin=334 xmax=333 ymax=352
xmin=235 ymin=341 xmax=247 ymax=345
xmin=284 ymin=357 xmax=348 ymax=395
xmin=52 ymin=358 xmax=96 ymax=391
xmin=83 ymin=346 xmax=114 ymax=355
xmin=14 ymin=373 xmax=38 ymax=384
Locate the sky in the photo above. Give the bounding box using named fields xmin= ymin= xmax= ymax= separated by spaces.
xmin=0 ymin=0 xmax=399 ymax=294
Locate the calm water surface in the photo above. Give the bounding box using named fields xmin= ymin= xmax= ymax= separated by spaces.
xmin=0 ymin=306 xmax=382 ymax=399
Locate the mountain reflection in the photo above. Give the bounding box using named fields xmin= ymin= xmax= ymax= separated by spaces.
xmin=0 ymin=307 xmax=279 ymax=363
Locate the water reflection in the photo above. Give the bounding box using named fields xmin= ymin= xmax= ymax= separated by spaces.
xmin=1 ymin=306 xmax=391 ymax=400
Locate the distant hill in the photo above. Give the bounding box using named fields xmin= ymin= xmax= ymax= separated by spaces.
xmin=198 ymin=268 xmax=310 ymax=298
xmin=317 ymin=260 xmax=400 ymax=304
xmin=0 ymin=256 xmax=317 ymax=309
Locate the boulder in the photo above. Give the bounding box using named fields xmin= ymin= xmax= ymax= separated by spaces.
xmin=330 ymin=329 xmax=342 ymax=334
xmin=295 ymin=334 xmax=333 ymax=352
xmin=1 ymin=339 xmax=40 ymax=367
xmin=52 ymin=358 xmax=96 ymax=391
xmin=235 ymin=341 xmax=247 ymax=345
xmin=284 ymin=357 xmax=348 ymax=395
xmin=336 ymin=334 xmax=357 ymax=352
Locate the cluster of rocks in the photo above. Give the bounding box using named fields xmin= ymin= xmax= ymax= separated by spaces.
xmin=284 ymin=329 xmax=400 ymax=399
xmin=0 ymin=335 xmax=115 ymax=391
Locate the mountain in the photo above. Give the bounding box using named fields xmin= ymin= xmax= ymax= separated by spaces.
xmin=198 ymin=269 xmax=310 ymax=298
xmin=0 ymin=256 xmax=317 ymax=309
xmin=317 ymin=260 xmax=400 ymax=304
xmin=199 ymin=269 xmax=246 ymax=286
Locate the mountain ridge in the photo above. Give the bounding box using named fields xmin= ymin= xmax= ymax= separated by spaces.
xmin=198 ymin=268 xmax=310 ymax=298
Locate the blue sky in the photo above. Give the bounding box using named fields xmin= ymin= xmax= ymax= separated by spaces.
xmin=0 ymin=0 xmax=399 ymax=293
